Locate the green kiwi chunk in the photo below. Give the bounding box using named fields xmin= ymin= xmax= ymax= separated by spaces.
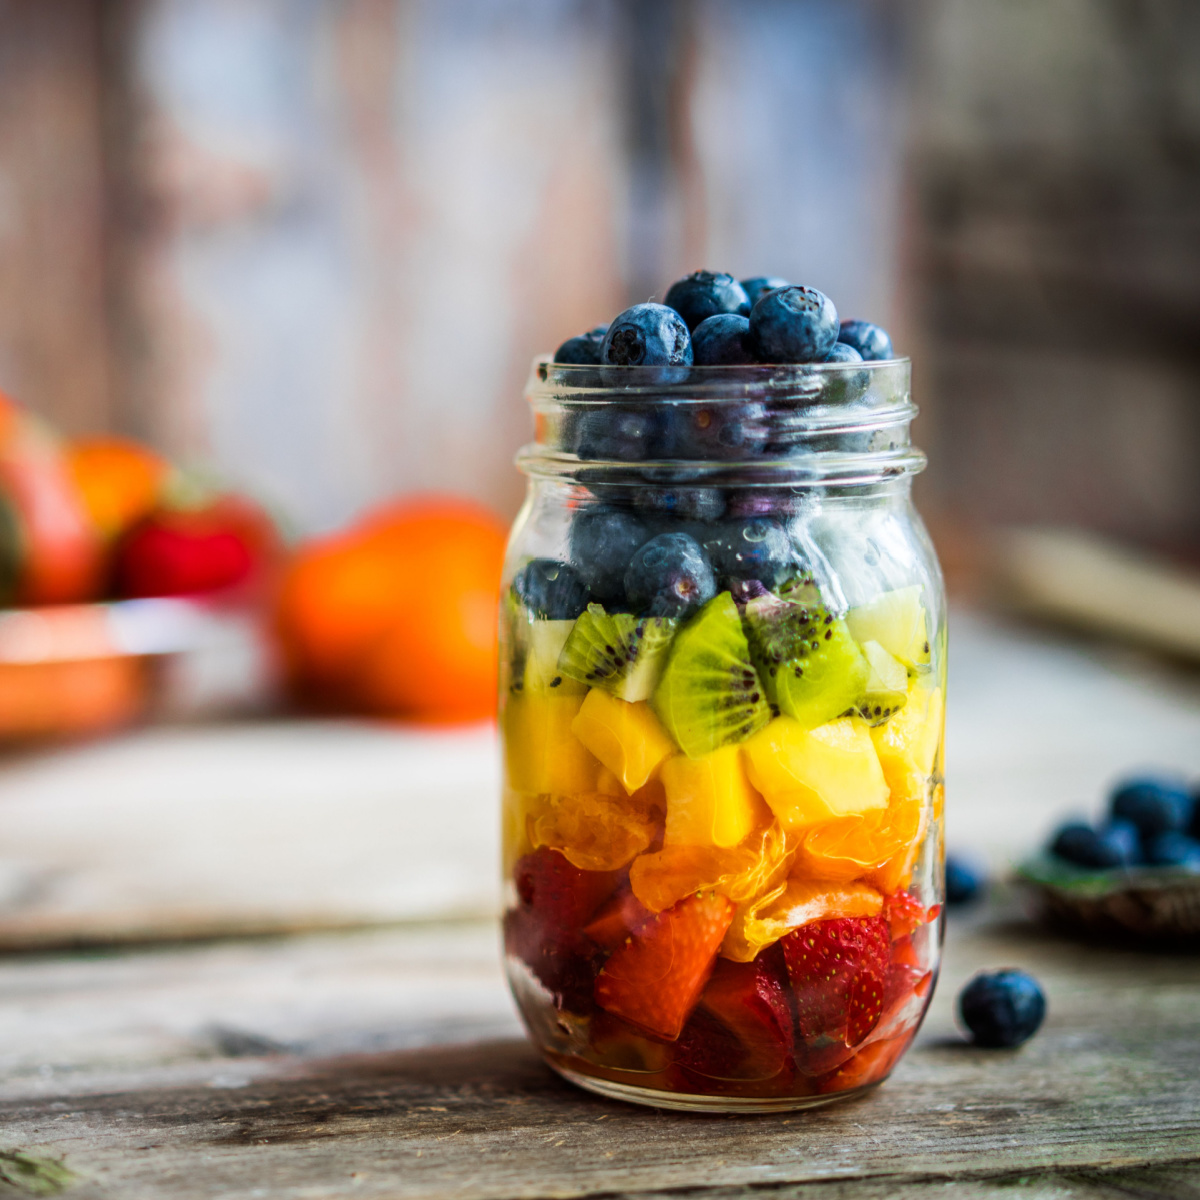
xmin=557 ymin=603 xmax=676 ymax=702
xmin=524 ymin=619 xmax=585 ymax=695
xmin=652 ymin=592 xmax=771 ymax=758
xmin=856 ymin=639 xmax=908 ymax=725
xmin=740 ymin=586 xmax=868 ymax=729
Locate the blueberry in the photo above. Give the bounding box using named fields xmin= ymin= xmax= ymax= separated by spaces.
xmin=1102 ymin=818 xmax=1142 ymax=864
xmin=945 ymin=853 xmax=987 ymax=906
xmin=600 ymin=303 xmax=692 ymax=383
xmin=825 ymin=342 xmax=863 ymax=364
xmin=574 ymin=405 xmax=660 ymax=461
xmin=740 ymin=276 xmax=791 ymax=307
xmin=663 ymin=271 xmax=751 ymax=331
xmin=1142 ymin=831 xmax=1200 ymax=870
xmin=701 ymin=517 xmax=796 ymax=590
xmin=659 ymin=399 xmax=770 ymax=461
xmin=750 ymin=285 xmax=839 ymax=363
xmin=624 ymin=532 xmax=716 ymax=620
xmin=633 ymin=485 xmax=725 ymax=524
xmin=958 ymin=969 xmax=1046 ymax=1049
xmin=837 ymin=319 xmax=894 ymax=361
xmin=553 ymin=325 xmax=608 ymax=365
xmin=1109 ymin=777 xmax=1193 ymax=837
xmin=725 ymin=490 xmax=802 ymax=520
xmin=691 ymin=314 xmax=755 ymax=366
xmin=568 ymin=506 xmax=648 ymax=607
xmin=1049 ymin=822 xmax=1134 ymax=869
xmin=512 ymin=558 xmax=590 ymax=620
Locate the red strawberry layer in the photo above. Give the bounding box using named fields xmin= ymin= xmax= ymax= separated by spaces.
xmin=595 ymin=890 xmax=734 ymax=1040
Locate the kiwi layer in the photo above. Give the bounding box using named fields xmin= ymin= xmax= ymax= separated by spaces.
xmin=652 ymin=591 xmax=771 ymax=759
xmin=557 ymin=603 xmax=676 ymax=702
xmin=856 ymin=639 xmax=908 ymax=725
xmin=740 ymin=587 xmax=868 ymax=729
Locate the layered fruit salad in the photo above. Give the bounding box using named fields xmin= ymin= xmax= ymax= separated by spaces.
xmin=501 ymin=272 xmax=943 ymax=1107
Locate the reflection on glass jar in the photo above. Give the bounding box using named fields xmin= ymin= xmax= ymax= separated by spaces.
xmin=499 ymin=358 xmax=945 ymax=1113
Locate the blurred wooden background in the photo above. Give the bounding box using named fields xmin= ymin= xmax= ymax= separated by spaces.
xmin=0 ymin=0 xmax=1196 ymax=550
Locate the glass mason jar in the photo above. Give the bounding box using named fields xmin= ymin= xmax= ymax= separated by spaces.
xmin=500 ymin=356 xmax=945 ymax=1113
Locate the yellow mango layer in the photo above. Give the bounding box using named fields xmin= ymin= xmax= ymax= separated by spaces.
xmin=660 ymin=744 xmax=771 ymax=849
xmin=871 ymin=683 xmax=944 ymax=806
xmin=503 ymin=692 xmax=600 ymax=795
xmin=571 ymin=689 xmax=676 ymax=793
xmin=742 ymin=716 xmax=889 ymax=832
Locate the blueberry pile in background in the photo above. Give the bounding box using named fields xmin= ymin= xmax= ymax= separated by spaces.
xmin=1048 ymin=774 xmax=1200 ymax=871
xmin=553 ymin=270 xmax=894 ymax=372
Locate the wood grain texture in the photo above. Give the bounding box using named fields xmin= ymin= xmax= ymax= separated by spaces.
xmin=0 ymin=907 xmax=1196 ymax=1198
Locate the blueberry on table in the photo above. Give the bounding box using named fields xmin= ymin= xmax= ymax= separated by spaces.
xmin=750 ymin=285 xmax=839 ymax=363
xmin=659 ymin=399 xmax=770 ymax=461
xmin=569 ymin=506 xmax=648 ymax=607
xmin=553 ymin=325 xmax=609 ymax=365
xmin=958 ymin=969 xmax=1046 ymax=1049
xmin=837 ymin=319 xmax=894 ymax=361
xmin=600 ymin=303 xmax=692 ymax=383
xmin=691 ymin=314 xmax=755 ymax=366
xmin=1109 ymin=777 xmax=1193 ymax=837
xmin=740 ymin=276 xmax=790 ymax=307
xmin=944 ymin=853 xmax=987 ymax=906
xmin=624 ymin=532 xmax=716 ymax=620
xmin=663 ymin=271 xmax=751 ymax=331
xmin=1101 ymin=818 xmax=1141 ymax=864
xmin=1050 ymin=822 xmax=1136 ymax=869
xmin=512 ymin=558 xmax=590 ymax=620
xmin=574 ymin=406 xmax=660 ymax=461
xmin=701 ymin=517 xmax=795 ymax=590
xmin=1142 ymin=831 xmax=1200 ymax=870
xmin=825 ymin=342 xmax=863 ymax=364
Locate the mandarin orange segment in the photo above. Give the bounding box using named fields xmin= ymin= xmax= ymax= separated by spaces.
xmin=722 ymin=877 xmax=883 ymax=963
xmin=530 ymin=789 xmax=663 ymax=872
xmin=628 ymin=821 xmax=793 ymax=915
xmin=800 ymin=792 xmax=922 ymax=882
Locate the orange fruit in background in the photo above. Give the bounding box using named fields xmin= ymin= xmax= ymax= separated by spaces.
xmin=67 ymin=437 xmax=170 ymax=543
xmin=274 ymin=495 xmax=508 ymax=723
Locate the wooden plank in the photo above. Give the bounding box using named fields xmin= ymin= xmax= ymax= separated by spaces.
xmin=0 ymin=907 xmax=1196 ymax=1198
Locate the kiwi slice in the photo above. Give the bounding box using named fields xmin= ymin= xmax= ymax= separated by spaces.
xmin=652 ymin=592 xmax=771 ymax=758
xmin=856 ymin=639 xmax=908 ymax=725
xmin=740 ymin=586 xmax=868 ymax=729
xmin=524 ymin=619 xmax=586 ymax=695
xmin=846 ymin=585 xmax=931 ymax=670
xmin=557 ymin=603 xmax=676 ymax=702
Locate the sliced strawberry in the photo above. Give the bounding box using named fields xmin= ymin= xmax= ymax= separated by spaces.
xmin=595 ymin=890 xmax=734 ymax=1040
xmin=505 ymin=848 xmax=621 ymax=1009
xmin=882 ymin=891 xmax=939 ymax=940
xmin=676 ymin=951 xmax=795 ymax=1081
xmin=583 ymin=888 xmax=654 ymax=951
xmin=781 ymin=916 xmax=890 ymax=1046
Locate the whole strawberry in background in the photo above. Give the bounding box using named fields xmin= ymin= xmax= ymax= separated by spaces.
xmin=113 ymin=487 xmax=280 ymax=600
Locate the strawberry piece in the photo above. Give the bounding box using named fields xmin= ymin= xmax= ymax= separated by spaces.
xmin=883 ymin=891 xmax=938 ymax=940
xmin=595 ymin=890 xmax=734 ymax=1040
xmin=583 ymin=888 xmax=654 ymax=950
xmin=676 ymin=950 xmax=795 ymax=1080
xmin=781 ymin=916 xmax=890 ymax=1046
xmin=505 ymin=848 xmax=621 ymax=1009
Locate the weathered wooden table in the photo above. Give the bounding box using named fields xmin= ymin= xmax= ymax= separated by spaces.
xmin=1 ymin=611 xmax=1198 ymax=1198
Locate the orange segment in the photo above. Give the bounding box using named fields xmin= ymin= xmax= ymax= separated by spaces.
xmin=799 ymin=793 xmax=923 ymax=882
xmin=529 ymin=788 xmax=664 ymax=872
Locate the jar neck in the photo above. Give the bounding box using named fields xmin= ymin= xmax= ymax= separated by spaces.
xmin=517 ymin=358 xmax=925 ymax=490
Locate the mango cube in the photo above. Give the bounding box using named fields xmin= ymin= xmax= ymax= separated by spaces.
xmin=742 ymin=716 xmax=889 ymax=832
xmin=503 ymin=692 xmax=600 ymax=795
xmin=660 ymin=745 xmax=770 ymax=848
xmin=571 ymin=689 xmax=676 ymax=793
xmin=871 ymin=683 xmax=943 ymax=805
